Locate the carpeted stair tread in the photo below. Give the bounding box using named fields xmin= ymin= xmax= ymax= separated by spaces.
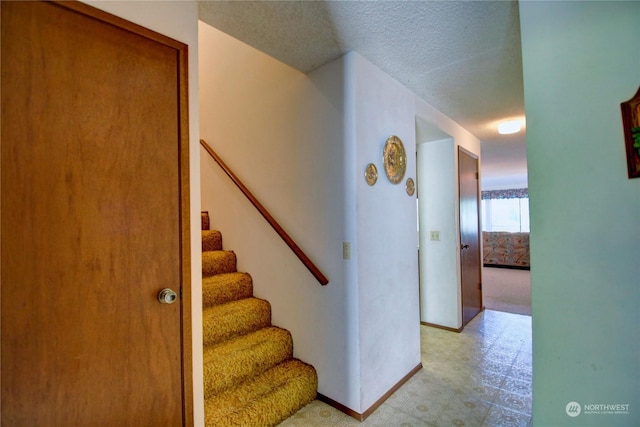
xmin=200 ymin=226 xmax=318 ymax=426
xmin=203 ymin=272 xmax=253 ymax=308
xmin=202 ymin=230 xmax=222 ymax=252
xmin=204 ymin=359 xmax=317 ymax=427
xmin=201 ymin=211 xmax=210 ymax=231
xmin=202 ymin=250 xmax=237 ymax=277
xmin=203 ymin=297 xmax=271 ymax=346
xmin=203 ymin=327 xmax=293 ymax=398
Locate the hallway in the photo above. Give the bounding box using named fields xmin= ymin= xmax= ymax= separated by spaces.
xmin=280 ymin=310 xmax=532 ymax=426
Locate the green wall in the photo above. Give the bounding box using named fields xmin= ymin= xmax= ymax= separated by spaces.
xmin=519 ymin=1 xmax=639 ymax=425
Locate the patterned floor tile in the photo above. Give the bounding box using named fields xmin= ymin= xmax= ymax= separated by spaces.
xmin=278 ymin=310 xmax=532 ymax=427
xmin=363 ymin=405 xmax=434 ymax=427
xmin=359 ymin=404 xmax=401 ymax=426
xmin=389 ymin=397 xmax=446 ymax=424
xmin=438 ymin=392 xmax=492 ymax=426
xmin=501 ymin=376 xmax=532 ymax=397
xmin=483 ymin=404 xmax=532 ymax=427
xmin=493 ymin=390 xmax=532 ymax=415
xmin=280 ymin=400 xmax=345 ymax=426
xmin=506 ymin=366 xmax=532 ymax=383
xmin=407 ymin=380 xmax=457 ymax=406
xmin=457 ymin=382 xmax=501 ymax=404
xmin=483 ymin=350 xmax=518 ymax=366
xmin=478 ymin=358 xmax=512 ymax=377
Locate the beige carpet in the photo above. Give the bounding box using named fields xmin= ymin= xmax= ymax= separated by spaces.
xmin=482 ymin=267 xmax=531 ymax=316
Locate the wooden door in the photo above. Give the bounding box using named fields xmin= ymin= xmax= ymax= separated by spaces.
xmin=1 ymin=2 xmax=191 ymax=425
xmin=458 ymin=147 xmax=482 ymax=326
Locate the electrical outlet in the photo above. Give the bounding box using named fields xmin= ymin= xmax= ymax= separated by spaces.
xmin=343 ymin=242 xmax=351 ymax=260
xmin=430 ymin=231 xmax=440 ymax=241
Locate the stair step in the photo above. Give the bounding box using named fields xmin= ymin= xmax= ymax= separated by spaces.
xmin=203 ymin=298 xmax=271 ymax=347
xmin=202 ymin=250 xmax=237 ymax=277
xmin=201 ymin=211 xmax=210 ymax=231
xmin=202 ymin=230 xmax=222 ymax=252
xmin=204 ymin=359 xmax=317 ymax=427
xmin=203 ymin=327 xmax=293 ymax=398
xmin=200 ymin=226 xmax=318 ymax=426
xmin=203 ymin=272 xmax=253 ymax=308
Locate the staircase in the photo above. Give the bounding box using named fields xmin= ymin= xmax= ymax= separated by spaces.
xmin=201 ymin=212 xmax=317 ymax=426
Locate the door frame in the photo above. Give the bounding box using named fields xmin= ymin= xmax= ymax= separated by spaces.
xmin=1 ymin=1 xmax=193 ymax=423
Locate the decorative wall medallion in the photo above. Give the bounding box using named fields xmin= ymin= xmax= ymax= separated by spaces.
xmin=365 ymin=163 xmax=378 ymax=186
xmin=383 ymin=135 xmax=407 ymax=184
xmin=405 ymin=177 xmax=415 ymax=196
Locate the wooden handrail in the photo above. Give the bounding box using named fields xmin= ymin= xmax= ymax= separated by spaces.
xmin=200 ymin=139 xmax=329 ymax=286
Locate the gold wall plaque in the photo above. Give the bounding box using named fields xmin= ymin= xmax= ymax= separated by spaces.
xmin=405 ymin=177 xmax=415 ymax=196
xmin=365 ymin=163 xmax=378 ymax=186
xmin=383 ymin=135 xmax=406 ymax=184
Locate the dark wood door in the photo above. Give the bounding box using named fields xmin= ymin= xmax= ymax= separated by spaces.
xmin=1 ymin=2 xmax=191 ymax=425
xmin=458 ymin=147 xmax=482 ymax=327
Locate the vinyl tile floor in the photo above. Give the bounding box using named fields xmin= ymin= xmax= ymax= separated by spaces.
xmin=279 ymin=310 xmax=532 ymax=427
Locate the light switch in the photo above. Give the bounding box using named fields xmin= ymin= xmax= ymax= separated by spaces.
xmin=343 ymin=242 xmax=351 ymax=260
xmin=430 ymin=231 xmax=440 ymax=241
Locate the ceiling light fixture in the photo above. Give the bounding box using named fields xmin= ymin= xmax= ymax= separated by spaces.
xmin=498 ymin=120 xmax=522 ymax=135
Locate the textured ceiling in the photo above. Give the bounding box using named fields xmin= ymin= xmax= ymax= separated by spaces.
xmin=198 ymin=0 xmax=527 ymax=187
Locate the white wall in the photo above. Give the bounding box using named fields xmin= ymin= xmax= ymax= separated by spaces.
xmin=198 ymin=22 xmax=359 ymax=410
xmin=519 ymin=2 xmax=640 ymax=426
xmin=480 ymin=136 xmax=529 ymax=191
xmin=348 ymin=53 xmax=422 ymax=410
xmin=199 ymin=25 xmax=425 ymax=414
xmin=481 ymin=176 xmax=528 ymax=192
xmin=417 ymin=138 xmax=459 ymax=328
xmin=198 ymin=21 xmax=488 ymax=416
xmin=83 ymin=1 xmax=203 ymax=424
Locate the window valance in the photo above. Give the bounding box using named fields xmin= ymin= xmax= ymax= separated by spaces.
xmin=481 ymin=188 xmax=528 ymax=200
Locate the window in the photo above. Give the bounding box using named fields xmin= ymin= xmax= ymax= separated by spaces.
xmin=481 ymin=188 xmax=530 ymax=232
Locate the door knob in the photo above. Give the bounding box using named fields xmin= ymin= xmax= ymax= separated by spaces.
xmin=158 ymin=288 xmax=178 ymax=304
xmin=461 ymin=244 xmax=470 ymax=250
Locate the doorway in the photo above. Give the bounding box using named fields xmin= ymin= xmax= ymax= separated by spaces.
xmin=417 ymin=115 xmax=484 ymax=331
xmin=417 ymin=136 xmax=460 ymax=330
